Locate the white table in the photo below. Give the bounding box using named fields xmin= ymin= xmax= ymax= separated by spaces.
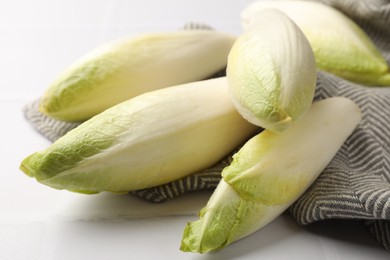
xmin=1 ymin=0 xmax=389 ymax=259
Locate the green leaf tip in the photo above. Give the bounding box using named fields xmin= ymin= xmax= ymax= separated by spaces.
xmin=19 ymin=153 xmax=38 ymax=178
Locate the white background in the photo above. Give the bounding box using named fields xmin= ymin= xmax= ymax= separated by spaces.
xmin=1 ymin=0 xmax=389 ymax=259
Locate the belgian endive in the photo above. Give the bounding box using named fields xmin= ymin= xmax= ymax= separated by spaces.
xmin=241 ymin=0 xmax=390 ymax=86
xmin=39 ymin=30 xmax=237 ymax=122
xmin=180 ymin=97 xmax=362 ymax=253
xmin=20 ymin=78 xmax=257 ymax=194
xmin=227 ymin=10 xmax=317 ymax=132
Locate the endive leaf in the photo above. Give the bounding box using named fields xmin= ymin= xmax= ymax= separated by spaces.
xmin=181 ymin=97 xmax=362 ymax=253
xmin=241 ymin=0 xmax=390 ymax=86
xmin=227 ymin=10 xmax=316 ymax=132
xmin=20 ymin=78 xmax=257 ymax=194
xmin=40 ymin=30 xmax=237 ymax=122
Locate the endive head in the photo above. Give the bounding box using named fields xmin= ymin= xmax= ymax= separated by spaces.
xmin=227 ymin=9 xmax=316 ymax=132
xmin=39 ymin=30 xmax=237 ymax=122
xmin=241 ymin=1 xmax=390 ymax=86
xmin=181 ymin=97 xmax=362 ymax=253
xmin=20 ymin=78 xmax=257 ymax=194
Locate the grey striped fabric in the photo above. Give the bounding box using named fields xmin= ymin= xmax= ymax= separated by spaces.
xmin=290 ymin=71 xmax=390 ymax=250
xmin=318 ymin=0 xmax=390 ymax=31
xmin=23 ymin=99 xmax=79 ymax=142
xmin=293 ymin=0 xmax=390 ymax=250
xmin=22 ymin=0 xmax=390 ymax=251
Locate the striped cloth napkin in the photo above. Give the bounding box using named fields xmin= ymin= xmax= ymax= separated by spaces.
xmin=23 ymin=0 xmax=390 ymax=251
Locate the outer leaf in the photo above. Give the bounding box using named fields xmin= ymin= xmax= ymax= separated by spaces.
xmin=20 ymin=78 xmax=257 ymax=194
xmin=227 ymin=10 xmax=316 ymax=133
xmin=241 ymin=0 xmax=390 ymax=86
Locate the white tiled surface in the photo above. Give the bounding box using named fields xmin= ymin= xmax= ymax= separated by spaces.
xmin=1 ymin=0 xmax=389 ymax=259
